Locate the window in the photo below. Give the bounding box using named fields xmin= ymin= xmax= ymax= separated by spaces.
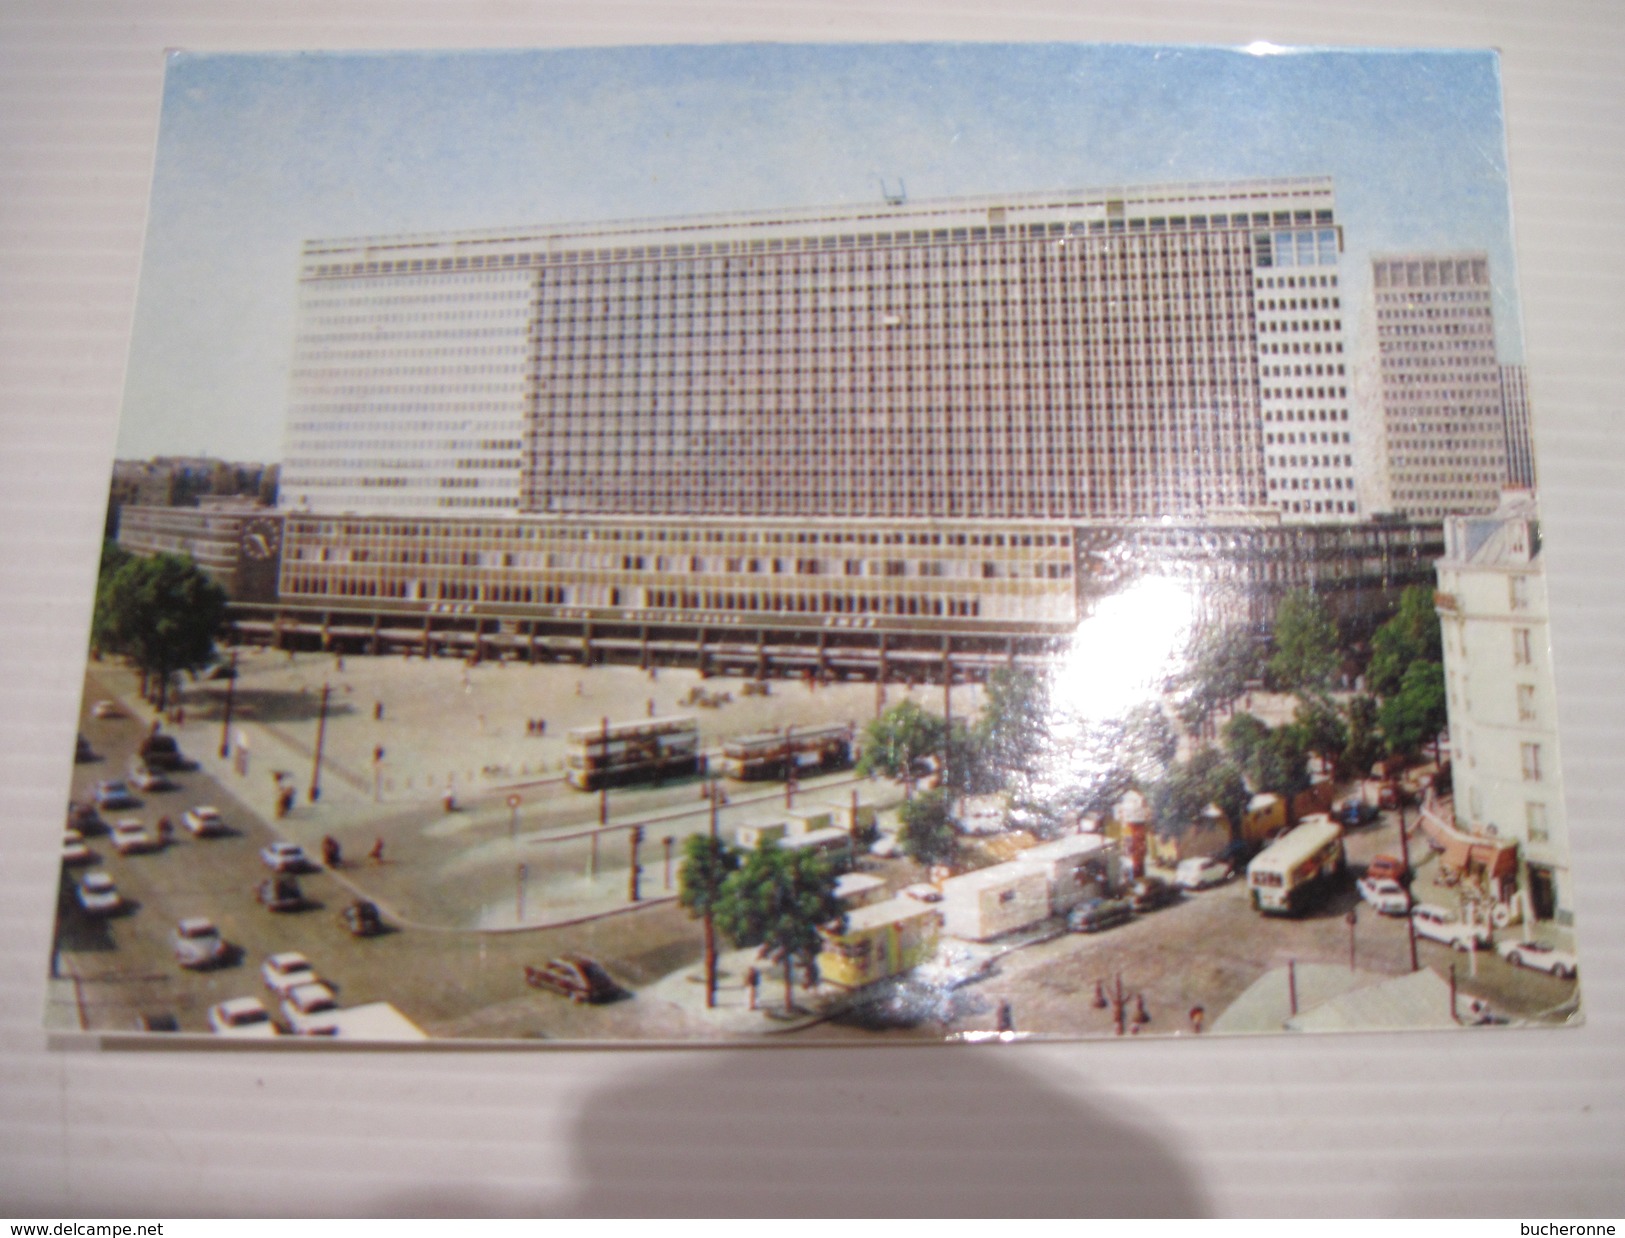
xmin=1512 ymin=627 xmax=1533 ymax=666
xmin=1526 ymin=802 xmax=1550 ymax=844
xmin=1517 ymin=684 xmax=1537 ymax=723
xmin=1520 ymin=742 xmax=1543 ymax=782
xmin=1510 ymin=575 xmax=1530 ymax=611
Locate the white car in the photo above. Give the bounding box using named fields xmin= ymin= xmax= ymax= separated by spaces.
xmin=1410 ymin=903 xmax=1493 ymax=951
xmin=1175 ymin=857 xmax=1231 ymax=890
xmin=899 ymin=883 xmax=943 ymax=903
xmin=260 ymin=842 xmax=311 ymax=873
xmin=126 ymin=762 xmax=174 ymax=793
xmin=1356 ymin=876 xmax=1412 ymax=916
xmin=172 ymin=918 xmax=230 ymax=969
xmin=76 ymin=871 xmax=123 ymax=916
xmin=91 ymin=700 xmax=125 ymax=720
xmin=208 ymin=997 xmax=280 ymax=1038
xmin=281 ymin=982 xmax=342 ymax=1035
xmin=182 ymin=806 xmax=227 ymax=837
xmin=62 ymin=829 xmax=95 ymax=866
xmin=1497 ymin=940 xmax=1578 ymax=979
xmin=261 ymin=951 xmax=319 ymax=997
xmin=869 ymin=834 xmax=902 ymax=858
xmin=111 ymin=818 xmax=158 ymax=855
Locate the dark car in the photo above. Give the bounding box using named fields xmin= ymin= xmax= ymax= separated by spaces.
xmin=1128 ymin=876 xmax=1179 ymax=912
xmin=1067 ymin=897 xmax=1134 ymax=934
xmin=524 ymin=955 xmax=621 ymax=1003
xmin=139 ymin=732 xmax=187 ymax=771
xmin=1365 ymin=854 xmax=1410 ymax=885
xmin=1336 ymin=798 xmax=1380 ymax=828
xmin=341 ymin=899 xmax=384 ymax=937
xmin=256 ymin=875 xmax=305 ymax=912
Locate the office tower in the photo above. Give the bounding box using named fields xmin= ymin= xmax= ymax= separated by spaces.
xmin=1500 ymin=363 xmax=1535 ymax=489
xmin=278 ymin=177 xmax=1358 ymax=524
xmin=1374 ymin=252 xmax=1509 ymax=518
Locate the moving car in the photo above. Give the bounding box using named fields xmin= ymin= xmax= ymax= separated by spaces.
xmin=172 ymin=917 xmax=230 ymax=969
xmin=1336 ymin=798 xmax=1380 ymax=828
xmin=341 ymin=900 xmax=384 ymax=938
xmin=255 ymin=875 xmax=305 ymax=913
xmin=281 ymin=982 xmax=342 ymax=1035
xmin=523 ymin=956 xmax=620 ymax=1004
xmin=208 ymin=997 xmax=280 ymax=1037
xmin=138 ymin=733 xmax=186 ymax=771
xmin=126 ymin=760 xmax=174 ymax=793
xmin=111 ymin=818 xmax=158 ymax=855
xmin=1356 ymin=876 xmax=1412 ymax=916
xmin=76 ymin=871 xmax=123 ymax=916
xmin=261 ymin=952 xmax=318 ymax=997
xmin=1496 ymin=940 xmax=1578 ymax=979
xmin=1175 ymin=857 xmax=1231 ymax=890
xmin=1365 ymin=854 xmax=1410 ymax=885
xmin=93 ymin=780 xmax=139 ymax=810
xmin=260 ymin=842 xmax=312 ymax=873
xmin=90 ymin=700 xmax=125 ymax=720
xmin=1129 ymin=875 xmax=1179 ymax=912
xmin=1410 ymin=903 xmax=1493 ymax=951
xmin=62 ymin=829 xmax=94 ymax=866
xmin=182 ymin=806 xmax=227 ymax=837
xmin=1067 ymin=896 xmax=1134 ymax=934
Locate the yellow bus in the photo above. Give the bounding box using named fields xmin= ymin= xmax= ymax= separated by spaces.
xmin=718 ymin=724 xmax=853 ymax=782
xmin=1247 ymin=815 xmax=1347 ymax=915
xmin=565 ymin=716 xmax=701 ymax=791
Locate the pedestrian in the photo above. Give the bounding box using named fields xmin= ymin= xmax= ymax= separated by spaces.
xmin=575 ymin=681 xmax=583 ymax=697
xmin=374 ymin=700 xmax=384 ymax=722
xmin=156 ymin=817 xmax=172 ymax=844
xmin=745 ymin=967 xmax=760 ymax=1011
xmin=1188 ymin=1005 xmax=1205 ymax=1035
xmin=369 ymin=837 xmax=384 ymax=864
xmin=647 ymin=698 xmax=655 ymax=717
xmin=996 ymin=1001 xmax=1014 ymax=1034
xmin=174 ymin=706 xmax=185 ymax=726
xmin=442 ymin=789 xmax=456 ymax=813
xmin=537 ymin=718 xmax=546 ymax=737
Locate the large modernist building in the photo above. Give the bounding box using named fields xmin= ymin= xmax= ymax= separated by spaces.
xmin=127 ymin=178 xmax=1439 ymax=672
xmin=1373 ymin=251 xmax=1510 ymax=520
xmin=1499 ymin=364 xmax=1536 ymax=490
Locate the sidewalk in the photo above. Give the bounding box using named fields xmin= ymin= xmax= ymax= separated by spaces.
xmin=639 ymin=943 xmax=856 ymax=1035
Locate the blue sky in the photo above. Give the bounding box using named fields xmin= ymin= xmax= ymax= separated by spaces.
xmin=119 ymin=42 xmax=1522 ymax=461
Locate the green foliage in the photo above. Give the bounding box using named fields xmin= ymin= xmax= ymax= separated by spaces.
xmin=1294 ymin=693 xmax=1350 ymax=773
xmin=1368 ymin=585 xmax=1443 ymax=698
xmin=1220 ymin=712 xmax=1272 ymax=773
xmin=1177 ymin=624 xmax=1261 ymax=732
xmin=92 ymin=552 xmax=228 ymax=708
xmin=1150 ymin=747 xmax=1248 ymax=840
xmin=1267 ymin=589 xmax=1340 ymax=693
xmin=678 ymin=834 xmax=740 ymax=918
xmin=1378 ymin=661 xmax=1448 ymax=758
xmin=1341 ymin=694 xmax=1385 ymax=778
xmin=971 ymin=666 xmax=1051 ymax=788
xmin=857 ymin=699 xmax=947 ymax=781
xmin=716 ymin=840 xmax=846 ymax=1012
xmin=1250 ymin=726 xmax=1313 ymax=802
xmin=897 ymin=787 xmax=958 ymax=868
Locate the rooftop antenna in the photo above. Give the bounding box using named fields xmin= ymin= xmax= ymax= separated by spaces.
xmin=880 ymin=178 xmax=907 ymax=207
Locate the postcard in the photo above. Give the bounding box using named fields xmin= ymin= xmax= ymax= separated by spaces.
xmin=48 ymin=43 xmax=1578 ymax=1044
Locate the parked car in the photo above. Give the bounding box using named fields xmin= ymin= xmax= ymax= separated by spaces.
xmin=90 ymin=699 xmax=125 ymax=720
xmin=1497 ymin=940 xmax=1578 ymax=979
xmin=1356 ymin=876 xmax=1412 ymax=916
xmin=208 ymin=997 xmax=280 ymax=1037
xmin=1365 ymin=854 xmax=1410 ymax=885
xmin=93 ymin=780 xmax=139 ymax=810
xmin=182 ymin=806 xmax=227 ymax=837
xmin=899 ymin=883 xmax=943 ymax=903
xmin=260 ymin=842 xmax=312 ymax=873
xmin=75 ymin=734 xmax=94 ymax=763
xmin=1410 ymin=903 xmax=1493 ymax=951
xmin=524 ymin=956 xmax=620 ymax=1004
xmin=1175 ymin=857 xmax=1231 ymax=890
xmin=1336 ymin=798 xmax=1380 ymax=828
xmin=62 ymin=829 xmax=95 ymax=866
xmin=341 ymin=900 xmax=384 ymax=937
xmin=126 ymin=760 xmax=174 ymax=793
xmin=256 ymin=875 xmax=305 ymax=913
xmin=134 ymin=1012 xmax=180 ymax=1033
xmin=138 ymin=732 xmax=186 ymax=771
xmin=261 ymin=952 xmax=318 ymax=997
xmin=111 ymin=818 xmax=158 ymax=856
xmin=281 ymin=982 xmax=342 ymax=1035
xmin=75 ymin=871 xmax=123 ymax=916
xmin=172 ymin=917 xmax=230 ymax=969
xmin=1128 ymin=875 xmax=1179 ymax=912
xmin=68 ymin=802 xmax=104 ymax=835
xmin=1067 ymin=896 xmax=1135 ymax=934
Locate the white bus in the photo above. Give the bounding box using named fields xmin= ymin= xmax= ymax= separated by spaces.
xmin=1247 ymin=815 xmax=1347 ymax=915
xmin=565 ymin=716 xmax=701 ymax=791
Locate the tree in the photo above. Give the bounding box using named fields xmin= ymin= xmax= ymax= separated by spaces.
xmin=1220 ymin=712 xmax=1272 ymax=774
xmin=897 ymin=787 xmax=958 ymax=868
xmin=1294 ymin=693 xmax=1350 ymax=777
xmin=1368 ymin=585 xmax=1443 ymax=698
xmin=1149 ymin=748 xmax=1248 ymax=843
xmin=1249 ymin=726 xmax=1313 ymax=805
xmin=1378 ymin=661 xmax=1448 ymax=760
xmin=716 ymin=840 xmax=846 ymax=1013
xmin=972 ymin=666 xmax=1051 ymax=790
xmin=1267 ymin=589 xmax=1340 ymax=693
xmin=1177 ymin=624 xmax=1261 ymax=736
xmin=92 ymin=552 xmax=228 ymax=709
xmin=677 ymin=833 xmax=741 ymax=1009
xmin=857 ymin=699 xmax=947 ymax=795
xmin=1341 ymin=693 xmax=1385 ymax=778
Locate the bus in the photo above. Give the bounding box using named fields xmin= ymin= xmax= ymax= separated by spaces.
xmin=1247 ymin=815 xmax=1347 ymax=915
xmin=565 ymin=716 xmax=701 ymax=792
xmin=718 ymin=725 xmax=853 ymax=781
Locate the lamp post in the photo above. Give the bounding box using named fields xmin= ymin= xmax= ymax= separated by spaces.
xmin=1398 ymin=799 xmax=1420 ymax=972
xmin=307 ymin=682 xmax=331 ymax=803
xmin=508 ymin=793 xmax=521 ymax=845
xmin=590 ymin=715 xmax=608 ymax=880
xmin=217 ymin=647 xmax=239 ymax=758
xmin=663 ymin=835 xmax=675 ymax=890
xmin=784 ymin=724 xmax=795 ymax=809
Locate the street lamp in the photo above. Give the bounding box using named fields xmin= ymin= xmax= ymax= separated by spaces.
xmin=217 ymin=647 xmax=239 ymax=759
xmin=308 ymin=682 xmax=331 ymax=803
